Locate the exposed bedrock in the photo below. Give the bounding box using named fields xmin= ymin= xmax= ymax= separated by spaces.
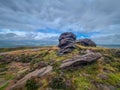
xmin=60 ymin=52 xmax=102 ymax=69
xmin=76 ymin=38 xmax=96 ymax=47
xmin=58 ymin=32 xmax=76 ymax=55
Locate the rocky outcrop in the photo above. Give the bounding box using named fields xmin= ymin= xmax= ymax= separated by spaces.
xmin=76 ymin=39 xmax=96 ymax=47
xmin=60 ymin=52 xmax=102 ymax=69
xmin=95 ymin=83 xmax=117 ymax=90
xmin=58 ymin=32 xmax=76 ymax=55
xmin=10 ymin=66 xmax=52 ymax=90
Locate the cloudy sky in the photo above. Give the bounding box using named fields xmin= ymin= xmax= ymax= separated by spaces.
xmin=0 ymin=0 xmax=120 ymax=47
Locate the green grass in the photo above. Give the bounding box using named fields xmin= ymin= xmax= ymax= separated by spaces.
xmin=3 ymin=74 xmax=14 ymax=80
xmin=104 ymin=73 xmax=120 ymax=86
xmin=0 ymin=46 xmax=44 ymax=53
xmin=0 ymin=82 xmax=9 ymax=90
xmin=0 ymin=44 xmax=120 ymax=89
xmin=74 ymin=76 xmax=94 ymax=90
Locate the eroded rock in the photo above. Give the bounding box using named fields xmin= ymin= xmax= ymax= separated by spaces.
xmin=10 ymin=65 xmax=52 ymax=90
xmin=97 ymin=74 xmax=108 ymax=80
xmin=76 ymin=39 xmax=96 ymax=47
xmin=95 ymin=83 xmax=116 ymax=90
xmin=58 ymin=32 xmax=76 ymax=55
xmin=60 ymin=52 xmax=102 ymax=69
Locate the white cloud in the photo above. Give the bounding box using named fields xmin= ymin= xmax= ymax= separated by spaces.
xmin=0 ymin=0 xmax=120 ymax=45
xmin=0 ymin=29 xmax=59 ymax=40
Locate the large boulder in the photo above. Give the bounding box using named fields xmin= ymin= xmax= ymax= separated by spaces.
xmin=58 ymin=32 xmax=76 ymax=55
xmin=76 ymin=39 xmax=96 ymax=47
xmin=60 ymin=52 xmax=102 ymax=69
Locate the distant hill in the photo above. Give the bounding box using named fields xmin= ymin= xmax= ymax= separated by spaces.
xmin=98 ymin=44 xmax=120 ymax=49
xmin=0 ymin=40 xmax=58 ymax=48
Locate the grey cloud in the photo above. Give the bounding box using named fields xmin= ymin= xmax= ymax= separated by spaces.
xmin=0 ymin=29 xmax=59 ymax=41
xmin=90 ymin=24 xmax=120 ymax=44
xmin=91 ymin=34 xmax=120 ymax=45
xmin=0 ymin=0 xmax=119 ymax=31
xmin=0 ymin=33 xmax=17 ymax=40
xmin=0 ymin=0 xmax=120 ymax=45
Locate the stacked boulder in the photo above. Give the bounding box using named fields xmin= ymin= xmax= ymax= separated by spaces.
xmin=76 ymin=39 xmax=96 ymax=47
xmin=58 ymin=32 xmax=96 ymax=55
xmin=58 ymin=32 xmax=76 ymax=55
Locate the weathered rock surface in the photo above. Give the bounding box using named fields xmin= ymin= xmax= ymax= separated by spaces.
xmin=58 ymin=32 xmax=76 ymax=55
xmin=95 ymin=83 xmax=116 ymax=90
xmin=37 ymin=61 xmax=48 ymax=69
xmin=10 ymin=65 xmax=52 ymax=90
xmin=76 ymin=39 xmax=96 ymax=47
xmin=97 ymin=74 xmax=108 ymax=80
xmin=60 ymin=52 xmax=102 ymax=69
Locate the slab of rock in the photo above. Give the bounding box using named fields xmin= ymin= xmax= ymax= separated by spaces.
xmin=95 ymin=83 xmax=116 ymax=90
xmin=97 ymin=74 xmax=108 ymax=80
xmin=10 ymin=65 xmax=52 ymax=90
xmin=58 ymin=32 xmax=76 ymax=55
xmin=76 ymin=39 xmax=96 ymax=47
xmin=60 ymin=52 xmax=102 ymax=69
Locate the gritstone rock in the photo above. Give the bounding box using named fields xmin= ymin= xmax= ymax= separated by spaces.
xmin=76 ymin=39 xmax=96 ymax=47
xmin=58 ymin=32 xmax=76 ymax=55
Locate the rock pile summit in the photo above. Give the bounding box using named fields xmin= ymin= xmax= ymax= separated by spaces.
xmin=58 ymin=32 xmax=96 ymax=55
xmin=58 ymin=32 xmax=76 ymax=55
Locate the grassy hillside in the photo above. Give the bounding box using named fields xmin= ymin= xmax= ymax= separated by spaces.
xmin=0 ymin=46 xmax=51 ymax=53
xmin=0 ymin=44 xmax=120 ymax=90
